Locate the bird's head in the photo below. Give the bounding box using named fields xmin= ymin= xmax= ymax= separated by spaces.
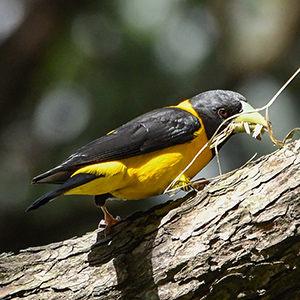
xmin=189 ymin=90 xmax=267 ymax=141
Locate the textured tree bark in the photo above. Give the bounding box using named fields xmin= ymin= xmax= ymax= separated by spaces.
xmin=1 ymin=140 xmax=300 ymax=300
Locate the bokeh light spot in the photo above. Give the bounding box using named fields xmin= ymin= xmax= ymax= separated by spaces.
xmin=153 ymin=8 xmax=217 ymax=74
xmin=33 ymin=83 xmax=91 ymax=145
xmin=0 ymin=0 xmax=25 ymax=43
xmin=119 ymin=0 xmax=178 ymax=34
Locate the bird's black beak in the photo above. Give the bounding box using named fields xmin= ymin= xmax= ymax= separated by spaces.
xmin=233 ymin=101 xmax=268 ymax=140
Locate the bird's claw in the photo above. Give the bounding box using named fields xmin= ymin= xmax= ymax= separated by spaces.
xmin=98 ymin=205 xmax=121 ymax=234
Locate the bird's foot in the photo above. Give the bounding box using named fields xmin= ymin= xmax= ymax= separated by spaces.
xmin=98 ymin=205 xmax=121 ymax=234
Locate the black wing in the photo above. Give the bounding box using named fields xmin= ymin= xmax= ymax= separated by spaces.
xmin=32 ymin=107 xmax=201 ymax=184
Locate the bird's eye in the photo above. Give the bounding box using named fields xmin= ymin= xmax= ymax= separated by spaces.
xmin=218 ymin=108 xmax=229 ymax=118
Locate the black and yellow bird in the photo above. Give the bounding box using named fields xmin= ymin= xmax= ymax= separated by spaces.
xmin=27 ymin=90 xmax=267 ymax=231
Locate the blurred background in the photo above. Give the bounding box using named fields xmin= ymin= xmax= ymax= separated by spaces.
xmin=0 ymin=0 xmax=299 ymax=253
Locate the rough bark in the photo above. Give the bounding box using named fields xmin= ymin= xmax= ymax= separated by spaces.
xmin=1 ymin=140 xmax=300 ymax=300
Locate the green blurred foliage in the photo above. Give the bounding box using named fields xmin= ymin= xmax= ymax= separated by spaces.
xmin=0 ymin=0 xmax=299 ymax=252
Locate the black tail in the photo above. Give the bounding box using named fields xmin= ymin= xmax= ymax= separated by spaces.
xmin=26 ymin=173 xmax=98 ymax=212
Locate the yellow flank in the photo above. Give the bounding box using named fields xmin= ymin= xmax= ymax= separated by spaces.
xmin=65 ymin=161 xmax=127 ymax=195
xmin=65 ymin=128 xmax=212 ymax=199
xmin=71 ymin=161 xmax=126 ymax=177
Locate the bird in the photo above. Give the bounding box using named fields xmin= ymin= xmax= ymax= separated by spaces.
xmin=27 ymin=90 xmax=267 ymax=232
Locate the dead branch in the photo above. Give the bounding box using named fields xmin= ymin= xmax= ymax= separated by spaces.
xmin=1 ymin=140 xmax=300 ymax=300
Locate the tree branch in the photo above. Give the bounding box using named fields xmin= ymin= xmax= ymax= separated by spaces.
xmin=1 ymin=140 xmax=300 ymax=300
